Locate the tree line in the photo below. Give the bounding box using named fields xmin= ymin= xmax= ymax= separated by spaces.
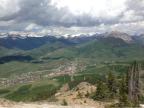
xmin=92 ymin=61 xmax=141 ymax=107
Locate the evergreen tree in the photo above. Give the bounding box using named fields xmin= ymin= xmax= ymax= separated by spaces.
xmin=119 ymin=75 xmax=131 ymax=106
xmin=107 ymin=71 xmax=117 ymax=98
xmin=92 ymin=81 xmax=109 ymax=100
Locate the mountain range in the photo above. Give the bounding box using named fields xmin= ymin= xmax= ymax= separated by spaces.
xmin=0 ymin=31 xmax=144 ymax=62
xmin=0 ymin=31 xmax=143 ymax=48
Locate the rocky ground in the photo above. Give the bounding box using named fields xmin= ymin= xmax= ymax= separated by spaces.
xmin=0 ymin=99 xmax=104 ymax=108
xmin=55 ymin=82 xmax=110 ymax=108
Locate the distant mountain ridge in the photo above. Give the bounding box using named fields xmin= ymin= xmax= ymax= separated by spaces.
xmin=0 ymin=31 xmax=139 ymax=50
xmin=102 ymin=31 xmax=134 ymax=43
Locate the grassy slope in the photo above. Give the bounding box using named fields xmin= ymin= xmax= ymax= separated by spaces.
xmin=4 ymin=79 xmax=60 ymax=102
xmin=41 ymin=38 xmax=144 ymax=62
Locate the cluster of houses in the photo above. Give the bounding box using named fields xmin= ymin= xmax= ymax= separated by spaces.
xmin=0 ymin=62 xmax=79 ymax=87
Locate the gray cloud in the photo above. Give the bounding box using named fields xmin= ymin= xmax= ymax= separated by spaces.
xmin=0 ymin=0 xmax=144 ymax=34
xmin=0 ymin=0 xmax=124 ymax=27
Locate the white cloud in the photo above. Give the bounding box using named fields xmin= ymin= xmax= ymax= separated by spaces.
xmin=25 ymin=23 xmax=42 ymax=31
xmin=0 ymin=0 xmax=19 ymax=17
xmin=52 ymin=0 xmax=127 ymax=18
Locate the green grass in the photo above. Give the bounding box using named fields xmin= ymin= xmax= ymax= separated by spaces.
xmin=80 ymin=63 xmax=129 ymax=76
xmin=0 ymin=60 xmax=65 ymax=78
xmin=0 ymin=89 xmax=10 ymax=95
xmin=0 ymin=62 xmax=41 ymax=77
xmin=5 ymin=80 xmax=61 ymax=102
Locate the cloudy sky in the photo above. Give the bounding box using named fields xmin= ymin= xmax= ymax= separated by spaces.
xmin=0 ymin=0 xmax=144 ymax=35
